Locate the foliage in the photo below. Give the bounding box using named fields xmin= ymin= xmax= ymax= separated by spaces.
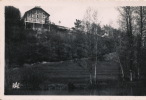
xmin=118 ymin=6 xmax=146 ymax=81
xmin=4 ymin=6 xmax=117 ymax=73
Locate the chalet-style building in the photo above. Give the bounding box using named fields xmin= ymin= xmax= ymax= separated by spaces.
xmin=22 ymin=6 xmax=50 ymax=31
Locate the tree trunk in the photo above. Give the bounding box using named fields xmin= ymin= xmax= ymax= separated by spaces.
xmin=125 ymin=7 xmax=134 ymax=81
xmin=94 ymin=64 xmax=97 ymax=85
xmin=90 ymin=73 xmax=92 ymax=85
xmin=136 ymin=6 xmax=143 ymax=80
xmin=118 ymin=56 xmax=125 ymax=80
xmin=94 ymin=28 xmax=98 ymax=85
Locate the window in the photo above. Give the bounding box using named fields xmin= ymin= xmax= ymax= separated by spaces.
xmin=43 ymin=12 xmax=45 ymax=18
xmin=37 ymin=15 xmax=39 ymax=18
xmin=31 ymin=11 xmax=34 ymax=17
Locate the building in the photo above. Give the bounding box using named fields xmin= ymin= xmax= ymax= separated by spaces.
xmin=50 ymin=24 xmax=70 ymax=32
xmin=22 ymin=6 xmax=50 ymax=31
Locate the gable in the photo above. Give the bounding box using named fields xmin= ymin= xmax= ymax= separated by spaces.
xmin=23 ymin=7 xmax=50 ymax=24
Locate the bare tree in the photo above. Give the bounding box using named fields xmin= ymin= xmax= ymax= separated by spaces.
xmin=118 ymin=6 xmax=134 ymax=81
xmin=134 ymin=6 xmax=146 ymax=80
xmin=74 ymin=7 xmax=100 ymax=86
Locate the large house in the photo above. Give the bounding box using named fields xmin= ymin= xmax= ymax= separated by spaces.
xmin=22 ymin=6 xmax=50 ymax=31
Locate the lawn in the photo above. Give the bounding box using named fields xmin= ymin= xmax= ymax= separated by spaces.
xmin=5 ymin=59 xmax=121 ymax=91
xmin=6 ymin=59 xmax=146 ymax=95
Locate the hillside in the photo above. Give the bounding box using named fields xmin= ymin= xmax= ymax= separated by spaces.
xmin=6 ymin=57 xmax=121 ymax=90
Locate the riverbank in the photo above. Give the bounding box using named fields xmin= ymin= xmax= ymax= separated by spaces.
xmin=5 ymin=59 xmax=146 ymax=95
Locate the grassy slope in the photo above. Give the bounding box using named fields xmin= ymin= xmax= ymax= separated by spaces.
xmin=7 ymin=59 xmax=121 ymax=86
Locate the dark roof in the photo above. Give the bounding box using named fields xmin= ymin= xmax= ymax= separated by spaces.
xmin=22 ymin=6 xmax=50 ymax=19
xmin=56 ymin=25 xmax=70 ymax=30
xmin=50 ymin=24 xmax=70 ymax=31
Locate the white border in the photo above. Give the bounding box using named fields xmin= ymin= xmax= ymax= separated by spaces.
xmin=1 ymin=0 xmax=146 ymax=100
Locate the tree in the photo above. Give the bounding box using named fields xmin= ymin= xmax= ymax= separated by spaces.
xmin=118 ymin=6 xmax=146 ymax=81
xmin=74 ymin=19 xmax=83 ymax=31
xmin=5 ymin=6 xmax=23 ymax=67
xmin=118 ymin=6 xmax=135 ymax=81
xmin=5 ymin=6 xmax=24 ymax=90
xmin=133 ymin=6 xmax=146 ymax=80
xmin=73 ymin=7 xmax=102 ymax=86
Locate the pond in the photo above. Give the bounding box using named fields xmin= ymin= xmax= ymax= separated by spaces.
xmin=5 ymin=86 xmax=146 ymax=95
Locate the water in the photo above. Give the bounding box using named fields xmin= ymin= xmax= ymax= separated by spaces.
xmin=5 ymin=86 xmax=146 ymax=95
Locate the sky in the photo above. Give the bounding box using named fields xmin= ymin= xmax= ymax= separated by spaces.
xmin=14 ymin=1 xmax=120 ymax=29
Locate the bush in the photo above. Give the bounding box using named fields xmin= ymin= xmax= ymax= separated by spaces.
xmin=20 ymin=67 xmax=48 ymax=90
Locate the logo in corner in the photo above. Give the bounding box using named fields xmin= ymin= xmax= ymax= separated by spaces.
xmin=12 ymin=82 xmax=20 ymax=89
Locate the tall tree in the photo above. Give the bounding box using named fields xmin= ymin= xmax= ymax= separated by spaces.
xmin=5 ymin=6 xmax=23 ymax=67
xmin=118 ymin=6 xmax=134 ymax=81
xmin=134 ymin=6 xmax=146 ymax=80
xmin=74 ymin=7 xmax=101 ymax=86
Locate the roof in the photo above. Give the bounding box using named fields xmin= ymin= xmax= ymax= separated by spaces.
xmin=50 ymin=24 xmax=70 ymax=31
xmin=56 ymin=25 xmax=70 ymax=30
xmin=22 ymin=6 xmax=50 ymax=19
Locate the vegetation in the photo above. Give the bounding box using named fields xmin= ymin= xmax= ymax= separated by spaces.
xmin=5 ymin=6 xmax=116 ymax=67
xmin=118 ymin=6 xmax=146 ymax=82
xmin=5 ymin=6 xmax=146 ymax=93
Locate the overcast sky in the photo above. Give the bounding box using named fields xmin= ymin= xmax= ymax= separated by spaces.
xmin=14 ymin=1 xmax=120 ymax=29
